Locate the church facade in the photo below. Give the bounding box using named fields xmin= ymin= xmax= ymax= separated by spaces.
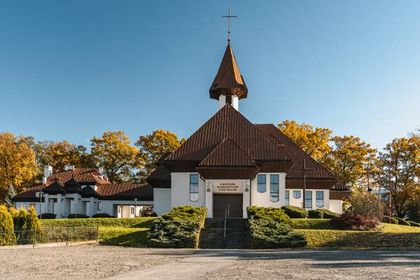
xmin=147 ymin=43 xmax=349 ymax=218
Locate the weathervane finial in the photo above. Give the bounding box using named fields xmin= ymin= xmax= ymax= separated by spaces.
xmin=222 ymin=8 xmax=237 ymax=44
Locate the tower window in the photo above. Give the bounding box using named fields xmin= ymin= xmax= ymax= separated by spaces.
xmin=226 ymin=95 xmax=232 ymax=104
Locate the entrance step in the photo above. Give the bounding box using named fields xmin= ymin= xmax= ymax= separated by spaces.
xmin=199 ymin=218 xmax=249 ymax=249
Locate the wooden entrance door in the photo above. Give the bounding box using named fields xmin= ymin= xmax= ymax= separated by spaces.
xmin=213 ymin=194 xmax=243 ymax=218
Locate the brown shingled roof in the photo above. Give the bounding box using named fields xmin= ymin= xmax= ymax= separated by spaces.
xmin=209 ymin=44 xmax=248 ymax=99
xmin=255 ymin=124 xmax=335 ymax=180
xmin=97 ymin=183 xmax=153 ymax=201
xmin=198 ymin=138 xmax=255 ymax=167
xmin=166 ymin=105 xmax=289 ymax=164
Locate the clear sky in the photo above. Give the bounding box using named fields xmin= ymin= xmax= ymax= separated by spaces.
xmin=0 ymin=0 xmax=419 ymax=150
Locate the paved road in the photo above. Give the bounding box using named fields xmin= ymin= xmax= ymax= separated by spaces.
xmin=108 ymin=249 xmax=420 ymax=280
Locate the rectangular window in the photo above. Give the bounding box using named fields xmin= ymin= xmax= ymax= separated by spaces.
xmin=304 ymin=191 xmax=312 ymax=209
xmin=257 ymin=174 xmax=266 ymax=193
xmin=285 ymin=190 xmax=290 ymax=206
xmin=130 ymin=207 xmax=135 ymax=215
xmin=189 ymin=174 xmax=199 ymax=201
xmin=270 ymin=174 xmax=279 ymax=202
xmin=316 ymin=191 xmax=324 ymax=208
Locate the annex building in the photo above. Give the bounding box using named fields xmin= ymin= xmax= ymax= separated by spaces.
xmin=147 ymin=42 xmax=349 ymax=218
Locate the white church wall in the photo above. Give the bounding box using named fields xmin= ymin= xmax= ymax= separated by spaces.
xmin=329 ymin=199 xmax=343 ymax=214
xmin=153 ymin=188 xmax=171 ymax=215
xmin=251 ymin=173 xmax=286 ymax=208
xmin=171 ymin=173 xmax=205 ymax=208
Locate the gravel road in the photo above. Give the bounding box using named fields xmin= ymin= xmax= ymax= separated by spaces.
xmin=0 ymin=246 xmax=419 ymax=280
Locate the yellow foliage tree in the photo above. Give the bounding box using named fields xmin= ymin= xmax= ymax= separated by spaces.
xmin=136 ymin=129 xmax=184 ymax=177
xmin=0 ymin=133 xmax=37 ymax=201
xmin=91 ymin=131 xmax=140 ymax=183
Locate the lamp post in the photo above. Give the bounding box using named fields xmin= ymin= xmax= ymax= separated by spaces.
xmin=39 ymin=190 xmax=43 ymax=219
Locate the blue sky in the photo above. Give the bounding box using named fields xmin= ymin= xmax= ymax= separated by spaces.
xmin=0 ymin=0 xmax=419 ymax=150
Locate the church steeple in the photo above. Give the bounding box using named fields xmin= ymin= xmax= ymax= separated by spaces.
xmin=209 ymin=43 xmax=248 ymax=110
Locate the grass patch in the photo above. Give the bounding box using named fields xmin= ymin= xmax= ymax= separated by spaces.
xmin=299 ymin=223 xmax=420 ymax=248
xmin=99 ymin=226 xmax=149 ymax=247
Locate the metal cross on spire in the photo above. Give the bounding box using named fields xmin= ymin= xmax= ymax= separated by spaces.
xmin=222 ymin=8 xmax=237 ymax=44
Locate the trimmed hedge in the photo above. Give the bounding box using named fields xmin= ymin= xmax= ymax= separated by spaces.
xmin=92 ymin=213 xmax=113 ymax=218
xmin=281 ymin=206 xmax=308 ymax=218
xmin=308 ymin=210 xmax=324 ymax=219
xmin=41 ymin=217 xmax=155 ymax=228
xmin=300 ymin=229 xmax=420 ymax=248
xmin=0 ymin=205 xmax=16 ymax=246
xmin=10 ymin=207 xmax=42 ymax=244
xmin=147 ymin=206 xmax=207 ymax=248
xmin=318 ymin=209 xmax=339 ymax=218
xmin=409 ymin=221 xmax=420 ymax=227
xmin=68 ymin=214 xmax=89 ymax=219
xmin=291 ymin=218 xmax=333 ymax=230
xmin=247 ymin=206 xmax=291 ymax=224
xmin=38 ymin=213 xmax=56 ymax=219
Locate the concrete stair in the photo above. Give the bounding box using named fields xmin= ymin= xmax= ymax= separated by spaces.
xmin=199 ymin=218 xmax=249 ymax=249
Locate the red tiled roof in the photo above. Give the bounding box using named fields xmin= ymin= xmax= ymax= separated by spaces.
xmin=166 ymin=105 xmax=289 ymax=163
xmin=209 ymin=44 xmax=248 ymax=100
xmin=97 ymin=183 xmax=153 ymax=201
xmin=47 ymin=168 xmax=110 ymax=185
xmin=255 ymin=124 xmax=336 ymax=180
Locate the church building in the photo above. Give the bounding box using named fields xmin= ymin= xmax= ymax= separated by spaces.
xmin=147 ymin=42 xmax=349 ymax=218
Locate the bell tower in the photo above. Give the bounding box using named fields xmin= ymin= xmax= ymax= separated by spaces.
xmin=209 ymin=9 xmax=248 ymax=111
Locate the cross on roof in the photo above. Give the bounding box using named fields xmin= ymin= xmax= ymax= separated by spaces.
xmin=222 ymin=8 xmax=237 ymax=44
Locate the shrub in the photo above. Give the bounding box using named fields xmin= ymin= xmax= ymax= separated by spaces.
xmin=67 ymin=214 xmax=89 ymax=219
xmin=0 ymin=205 xmax=16 ymax=246
xmin=92 ymin=213 xmax=113 ymax=218
xmin=395 ymin=217 xmax=410 ymax=226
xmin=281 ymin=206 xmax=308 ymax=218
xmin=331 ymin=212 xmax=380 ymax=231
xmin=38 ymin=213 xmax=56 ymax=219
xmin=346 ymin=189 xmax=384 ymax=221
xmin=291 ymin=218 xmax=333 ymax=229
xmin=248 ymin=219 xmax=306 ymax=248
xmin=308 ymin=210 xmax=324 ymax=219
xmin=383 ymin=215 xmax=399 ymax=224
xmin=147 ymin=206 xmax=207 ymax=248
xmin=247 ymin=206 xmax=291 ymax=224
xmin=318 ymin=209 xmax=339 ymax=218
xmin=11 ymin=207 xmax=42 ymax=244
xmin=41 ymin=217 xmax=155 ymax=228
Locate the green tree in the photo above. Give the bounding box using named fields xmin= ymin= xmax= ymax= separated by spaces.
xmin=136 ymin=129 xmax=184 ymax=177
xmin=0 ymin=133 xmax=37 ymax=202
xmin=324 ymin=136 xmax=377 ymax=188
xmin=91 ymin=131 xmax=140 ymax=183
xmin=278 ymin=120 xmax=332 ymax=161
xmin=376 ymin=135 xmax=420 ymax=218
xmin=0 ymin=205 xmax=16 ymax=246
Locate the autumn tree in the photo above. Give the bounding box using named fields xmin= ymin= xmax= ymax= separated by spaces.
xmin=136 ymin=129 xmax=184 ymax=177
xmin=376 ymin=135 xmax=420 ymax=218
xmin=278 ymin=120 xmax=332 ymax=161
xmin=0 ymin=133 xmax=37 ymax=201
xmin=91 ymin=131 xmax=140 ymax=183
xmin=324 ymin=136 xmax=377 ymax=189
xmin=33 ymin=140 xmax=94 ymax=172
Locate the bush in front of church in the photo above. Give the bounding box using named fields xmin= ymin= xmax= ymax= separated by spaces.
xmin=247 ymin=206 xmax=291 ymax=224
xmin=247 ymin=206 xmax=307 ymax=248
xmin=10 ymin=206 xmax=42 ymax=244
xmin=248 ymin=218 xmax=307 ymax=248
xmin=147 ymin=206 xmax=207 ymax=248
xmin=308 ymin=210 xmax=324 ymax=219
xmin=281 ymin=206 xmax=308 ymax=218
